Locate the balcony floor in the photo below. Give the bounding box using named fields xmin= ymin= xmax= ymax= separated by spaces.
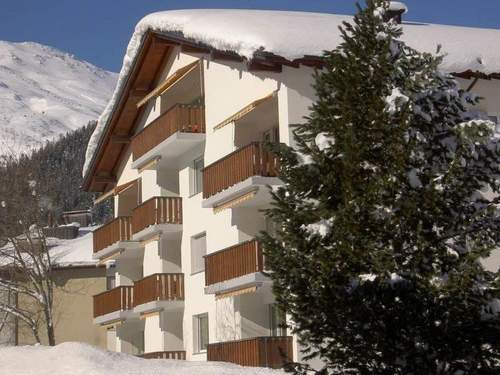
xmin=92 ymin=240 xmax=142 ymax=261
xmin=204 ymin=272 xmax=272 ymax=296
xmin=133 ymin=300 xmax=185 ymax=315
xmin=93 ymin=309 xmax=139 ymax=326
xmin=202 ymin=176 xmax=282 ymax=210
xmin=131 ymin=132 xmax=205 ymax=170
xmin=131 ymin=223 xmax=182 ymax=242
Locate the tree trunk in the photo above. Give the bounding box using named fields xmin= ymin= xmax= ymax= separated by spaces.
xmin=44 ymin=309 xmax=55 ymax=346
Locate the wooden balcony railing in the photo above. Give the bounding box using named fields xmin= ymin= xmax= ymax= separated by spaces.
xmin=207 ymin=336 xmax=293 ymax=368
xmin=93 ymin=217 xmax=132 ymax=254
xmin=93 ymin=286 xmax=133 ymax=318
xmin=139 ymin=351 xmax=186 ymax=360
xmin=131 ymin=197 xmax=182 ymax=234
xmin=133 ymin=273 xmax=184 ymax=307
xmin=205 ymin=240 xmax=264 ymax=286
xmin=132 ymin=104 xmax=205 ymax=161
xmin=202 ymin=142 xmax=279 ymax=199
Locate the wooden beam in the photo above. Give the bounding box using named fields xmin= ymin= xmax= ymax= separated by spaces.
xmin=182 ymin=44 xmax=211 ymax=54
xmin=211 ymin=50 xmax=245 ymax=62
xmin=94 ymin=175 xmax=116 ymax=184
xmin=152 ymin=37 xmax=180 ymax=48
xmin=248 ymin=59 xmax=282 ymax=73
xmin=110 ymin=135 xmax=131 ymax=144
xmin=255 ymin=52 xmax=299 ymax=69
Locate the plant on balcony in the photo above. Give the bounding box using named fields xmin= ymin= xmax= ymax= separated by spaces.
xmin=261 ymin=0 xmax=500 ymax=373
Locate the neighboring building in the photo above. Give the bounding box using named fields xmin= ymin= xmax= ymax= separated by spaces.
xmin=2 ymin=229 xmax=107 ymax=348
xmin=62 ymin=210 xmax=93 ymax=227
xmin=81 ymin=8 xmax=500 ymax=368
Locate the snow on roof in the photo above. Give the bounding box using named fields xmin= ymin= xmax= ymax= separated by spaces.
xmin=83 ymin=9 xmax=500 ymax=177
xmin=48 ymin=227 xmax=97 ymax=268
xmin=0 ymin=227 xmax=97 ymax=269
xmin=389 ymin=2 xmax=408 ymax=13
xmin=0 ymin=342 xmax=285 ymax=375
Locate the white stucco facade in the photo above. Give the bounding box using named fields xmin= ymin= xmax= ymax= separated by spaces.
xmin=91 ymin=46 xmax=500 ymax=366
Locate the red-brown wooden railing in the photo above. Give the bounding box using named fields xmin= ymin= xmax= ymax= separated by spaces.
xmin=93 ymin=217 xmax=132 ymax=253
xmin=202 ymin=142 xmax=279 ymax=199
xmin=131 ymin=197 xmax=182 ymax=234
xmin=93 ymin=286 xmax=133 ymax=318
xmin=132 ymin=104 xmax=205 ymax=161
xmin=207 ymin=336 xmax=293 ymax=368
xmin=139 ymin=351 xmax=186 ymax=360
xmin=204 ymin=240 xmax=264 ymax=286
xmin=133 ymin=273 xmax=184 ymax=307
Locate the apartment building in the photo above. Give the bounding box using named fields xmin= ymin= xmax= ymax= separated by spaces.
xmin=82 ymin=8 xmax=500 ymax=368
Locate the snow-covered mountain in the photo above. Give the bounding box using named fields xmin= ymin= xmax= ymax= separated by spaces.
xmin=0 ymin=41 xmax=117 ymax=154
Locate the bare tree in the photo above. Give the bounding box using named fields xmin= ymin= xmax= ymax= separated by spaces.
xmin=0 ymin=153 xmax=56 ymax=345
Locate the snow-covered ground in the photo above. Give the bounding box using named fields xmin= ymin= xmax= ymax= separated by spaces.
xmin=0 ymin=342 xmax=284 ymax=375
xmin=0 ymin=40 xmax=117 ymax=155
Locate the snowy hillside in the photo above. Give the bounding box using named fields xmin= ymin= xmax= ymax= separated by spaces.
xmin=0 ymin=342 xmax=284 ymax=375
xmin=0 ymin=41 xmax=117 ymax=154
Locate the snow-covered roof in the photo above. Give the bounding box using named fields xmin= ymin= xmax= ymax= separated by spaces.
xmin=48 ymin=227 xmax=98 ymax=268
xmin=83 ymin=9 xmax=500 ymax=178
xmin=0 ymin=227 xmax=98 ymax=269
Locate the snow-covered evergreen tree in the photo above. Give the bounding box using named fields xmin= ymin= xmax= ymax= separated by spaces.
xmin=261 ymin=1 xmax=500 ymax=373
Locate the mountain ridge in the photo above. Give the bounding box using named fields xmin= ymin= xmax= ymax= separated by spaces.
xmin=0 ymin=40 xmax=117 ymax=154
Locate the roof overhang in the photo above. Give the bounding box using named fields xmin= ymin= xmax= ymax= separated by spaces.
xmin=82 ymin=30 xmax=500 ymax=193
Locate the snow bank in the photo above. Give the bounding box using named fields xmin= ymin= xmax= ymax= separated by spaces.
xmin=83 ymin=9 xmax=500 ymax=177
xmin=0 ymin=342 xmax=284 ymax=375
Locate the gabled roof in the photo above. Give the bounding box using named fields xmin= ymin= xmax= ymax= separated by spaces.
xmin=82 ymin=9 xmax=500 ymax=192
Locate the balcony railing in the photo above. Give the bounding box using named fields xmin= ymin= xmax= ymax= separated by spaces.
xmin=139 ymin=351 xmax=186 ymax=360
xmin=132 ymin=104 xmax=205 ymax=161
xmin=207 ymin=336 xmax=293 ymax=368
xmin=93 ymin=286 xmax=133 ymax=318
xmin=133 ymin=273 xmax=184 ymax=307
xmin=131 ymin=197 xmax=182 ymax=235
xmin=205 ymin=240 xmax=264 ymax=286
xmin=202 ymin=142 xmax=279 ymax=199
xmin=93 ymin=217 xmax=132 ymax=253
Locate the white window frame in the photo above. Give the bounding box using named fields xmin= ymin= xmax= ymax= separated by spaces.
xmin=190 ymin=232 xmax=207 ymax=275
xmin=193 ymin=313 xmax=209 ymax=353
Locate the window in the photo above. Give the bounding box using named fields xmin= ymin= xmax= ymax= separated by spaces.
xmin=269 ymin=304 xmax=286 ymax=337
xmin=190 ymin=157 xmax=204 ymax=196
xmin=193 ymin=313 xmax=209 ymax=353
xmin=262 ymin=126 xmax=279 ymax=143
xmin=191 ymin=232 xmax=207 ymax=274
xmin=106 ymin=276 xmax=116 ymax=290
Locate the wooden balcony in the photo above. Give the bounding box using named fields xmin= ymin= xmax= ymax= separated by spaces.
xmin=207 ymin=336 xmax=293 ymax=368
xmin=93 ymin=286 xmax=133 ymax=318
xmin=139 ymin=351 xmax=186 ymax=360
xmin=205 ymin=240 xmax=264 ymax=286
xmin=133 ymin=273 xmax=184 ymax=307
xmin=202 ymin=142 xmax=279 ymax=199
xmin=131 ymin=104 xmax=205 ymax=161
xmin=131 ymin=197 xmax=182 ymax=235
xmin=93 ymin=216 xmax=132 ymax=253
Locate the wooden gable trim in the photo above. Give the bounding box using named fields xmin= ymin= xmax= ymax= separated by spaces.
xmin=136 ymin=60 xmax=201 ymax=108
xmin=83 ymin=32 xmax=175 ymax=192
xmin=213 ymin=91 xmax=277 ymax=131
